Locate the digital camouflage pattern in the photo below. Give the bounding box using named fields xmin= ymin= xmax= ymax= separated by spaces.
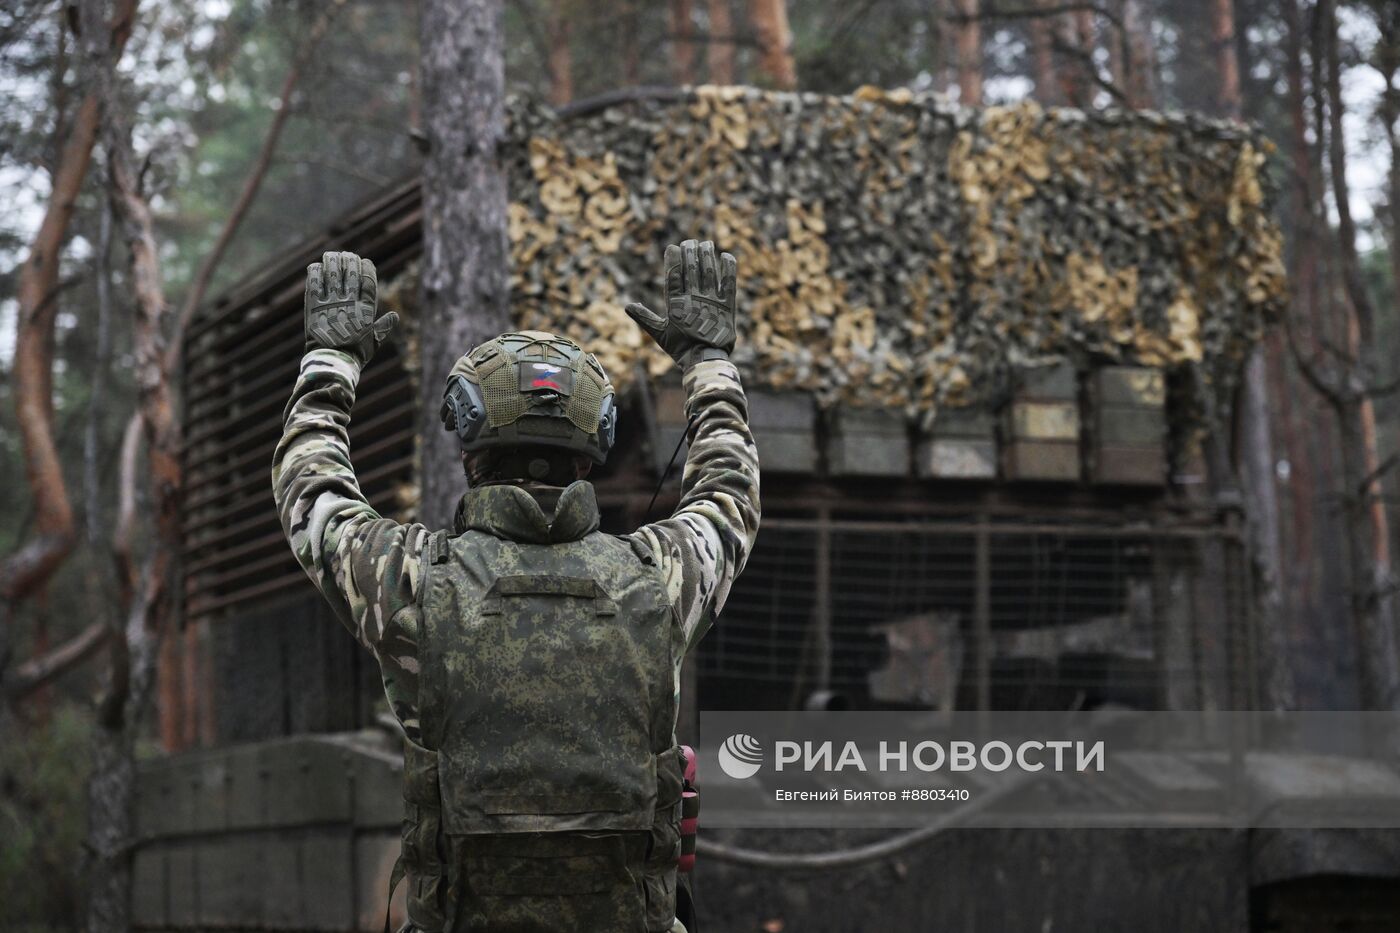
xmin=419 ymin=480 xmax=677 ymax=839
xmin=413 ymin=481 xmax=688 ymax=931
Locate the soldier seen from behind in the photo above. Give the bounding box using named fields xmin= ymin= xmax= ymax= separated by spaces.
xmin=272 ymin=240 xmax=761 ymax=932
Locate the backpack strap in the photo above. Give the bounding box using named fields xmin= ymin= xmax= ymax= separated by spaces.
xmin=382 ymin=855 xmax=406 ymax=933
xmin=427 ymin=530 xmax=453 ymax=566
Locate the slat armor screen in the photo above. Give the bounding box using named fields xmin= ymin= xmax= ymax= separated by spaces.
xmin=181 ymin=185 xmax=423 ymax=625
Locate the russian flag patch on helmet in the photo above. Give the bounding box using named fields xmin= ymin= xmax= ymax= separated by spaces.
xmin=520 ymin=360 xmax=574 ymax=396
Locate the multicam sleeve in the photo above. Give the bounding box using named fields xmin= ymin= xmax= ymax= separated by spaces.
xmin=271 ymin=348 xmax=428 ymax=737
xmin=627 ymin=358 xmax=761 ymax=651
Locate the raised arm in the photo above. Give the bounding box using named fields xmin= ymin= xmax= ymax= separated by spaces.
xmin=271 ymin=251 xmax=425 ymax=735
xmin=624 ymin=240 xmax=761 ymax=649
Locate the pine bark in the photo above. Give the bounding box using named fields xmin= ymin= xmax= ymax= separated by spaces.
xmin=1106 ymin=0 xmax=1127 ymax=98
xmin=1280 ymin=0 xmax=1322 ymax=618
xmin=707 ymin=0 xmax=736 ymax=84
xmin=622 ymin=0 xmax=641 ymax=86
xmin=419 ymin=0 xmax=513 ymax=530
xmin=1122 ymin=0 xmax=1157 ymax=107
xmin=1210 ymin=0 xmax=1292 ymax=709
xmin=953 ymin=0 xmax=982 ymax=105
xmin=76 ymin=0 xmax=184 ymax=926
xmin=1030 ymin=0 xmax=1058 ymax=104
xmin=749 ymin=0 xmax=795 ymax=90
xmin=1054 ymin=11 xmax=1089 ymax=106
xmin=547 ymin=0 xmax=573 ymax=106
xmin=671 ymin=0 xmax=697 ymax=85
xmin=1 ymin=0 xmax=137 ymax=725
xmin=1318 ymin=0 xmax=1398 ymax=708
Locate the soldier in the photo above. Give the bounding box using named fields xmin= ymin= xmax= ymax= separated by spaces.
xmin=273 ymin=240 xmax=760 ymax=932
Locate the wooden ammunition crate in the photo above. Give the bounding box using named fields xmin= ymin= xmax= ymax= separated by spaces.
xmin=829 ymin=407 xmax=910 ymax=477
xmin=1003 ymin=364 xmax=1080 ymax=482
xmin=916 ymin=409 xmax=996 ymax=479
xmin=748 ymin=389 xmax=818 ymax=474
xmin=646 ymin=378 xmax=689 ymax=476
xmin=1093 ymin=366 xmax=1166 ymax=486
xmin=646 ymin=382 xmax=817 ymax=475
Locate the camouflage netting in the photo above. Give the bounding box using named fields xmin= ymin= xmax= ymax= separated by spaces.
xmin=389 ymin=86 xmax=1286 ymax=419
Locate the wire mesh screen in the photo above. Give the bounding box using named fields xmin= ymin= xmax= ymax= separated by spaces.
xmin=697 ymin=516 xmax=1253 ymax=712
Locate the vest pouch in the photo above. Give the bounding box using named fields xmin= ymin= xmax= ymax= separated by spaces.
xmin=642 ymin=747 xmax=685 ymax=932
xmin=401 ymin=739 xmax=450 ymax=932
xmin=448 ymin=833 xmax=649 ymax=933
xmin=426 ymin=570 xmax=671 ymax=836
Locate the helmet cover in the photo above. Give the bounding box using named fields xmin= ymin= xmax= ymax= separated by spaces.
xmin=440 ymin=330 xmax=617 ymax=463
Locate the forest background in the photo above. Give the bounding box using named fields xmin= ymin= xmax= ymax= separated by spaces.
xmin=1 ymin=0 xmax=1398 ymax=928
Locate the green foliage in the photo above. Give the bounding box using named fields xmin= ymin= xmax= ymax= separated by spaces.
xmin=0 ymin=705 xmax=95 ymax=932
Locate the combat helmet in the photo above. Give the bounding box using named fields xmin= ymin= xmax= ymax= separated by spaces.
xmin=439 ymin=330 xmax=617 ymax=464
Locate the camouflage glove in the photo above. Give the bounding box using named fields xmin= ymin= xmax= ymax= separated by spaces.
xmin=626 ymin=238 xmax=738 ymax=368
xmin=304 ymin=250 xmax=399 ymax=367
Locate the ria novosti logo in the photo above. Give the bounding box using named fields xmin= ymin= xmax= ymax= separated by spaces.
xmin=718 ymin=733 xmax=764 ymax=779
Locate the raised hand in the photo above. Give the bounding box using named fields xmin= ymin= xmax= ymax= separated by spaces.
xmin=626 ymin=239 xmax=738 ymax=368
xmin=304 ymin=250 xmax=399 ymax=366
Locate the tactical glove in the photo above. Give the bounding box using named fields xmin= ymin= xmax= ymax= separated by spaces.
xmin=304 ymin=250 xmax=398 ymax=367
xmin=626 ymin=239 xmax=738 ymax=369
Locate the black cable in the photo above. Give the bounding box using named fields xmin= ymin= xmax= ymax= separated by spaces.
xmin=646 ymin=427 xmax=690 ymax=521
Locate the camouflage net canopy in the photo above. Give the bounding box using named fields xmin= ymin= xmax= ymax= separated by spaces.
xmin=398 ymin=86 xmax=1286 ymax=418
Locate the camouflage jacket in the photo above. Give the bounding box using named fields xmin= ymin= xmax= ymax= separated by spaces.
xmin=272 ymin=349 xmax=760 ymax=742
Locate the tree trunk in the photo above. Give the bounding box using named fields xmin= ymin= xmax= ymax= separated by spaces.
xmin=84 ymin=202 xmax=114 ymax=548
xmin=4 ymin=105 xmax=92 ymax=605
xmin=1122 ymin=0 xmax=1157 ymax=107
xmin=1278 ymin=0 xmax=1322 ymax=624
xmin=1030 ymin=0 xmax=1058 ymax=104
xmin=621 ymin=0 xmax=641 ymax=86
xmin=707 ymin=0 xmax=736 ymax=84
xmin=419 ymin=0 xmax=513 ymax=530
xmin=1209 ymin=0 xmax=1292 ymax=709
xmin=1319 ymin=0 xmax=1398 ymax=708
xmin=2 ymin=0 xmax=137 ymax=727
xmin=953 ymin=0 xmax=982 ymax=106
xmin=749 ymin=0 xmax=795 ymax=90
xmin=79 ymin=0 xmax=186 ymax=925
xmin=671 ymin=0 xmax=697 ymax=85
xmin=1055 ymin=12 xmax=1088 ymax=106
xmin=1374 ymin=4 xmax=1400 ymax=350
xmin=547 ymin=0 xmax=573 ymax=106
xmin=1105 ymin=0 xmax=1127 ymax=98
xmin=1211 ymin=0 xmax=1241 ymax=115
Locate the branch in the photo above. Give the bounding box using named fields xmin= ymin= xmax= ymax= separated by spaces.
xmin=167 ymin=0 xmax=344 ymax=367
xmin=26 ymin=273 xmax=84 ymax=324
xmin=84 ymin=199 xmax=114 ymax=545
xmin=279 ymin=154 xmax=391 ymax=188
xmin=1282 ymin=303 xmax=1344 ymax=406
xmin=945 ymin=2 xmax=1126 ymax=33
xmin=0 ymin=534 xmax=75 ymax=603
xmin=662 ymin=32 xmax=762 ymax=49
xmin=1050 ymin=34 xmax=1130 ymax=106
xmin=6 ymin=622 xmax=110 ymax=701
xmin=1 ymin=0 xmax=137 ymax=608
xmin=111 ymin=410 xmax=142 ymax=612
xmin=1364 ymin=370 xmax=1400 ymax=400
xmin=1356 ymin=453 xmax=1400 ymax=498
